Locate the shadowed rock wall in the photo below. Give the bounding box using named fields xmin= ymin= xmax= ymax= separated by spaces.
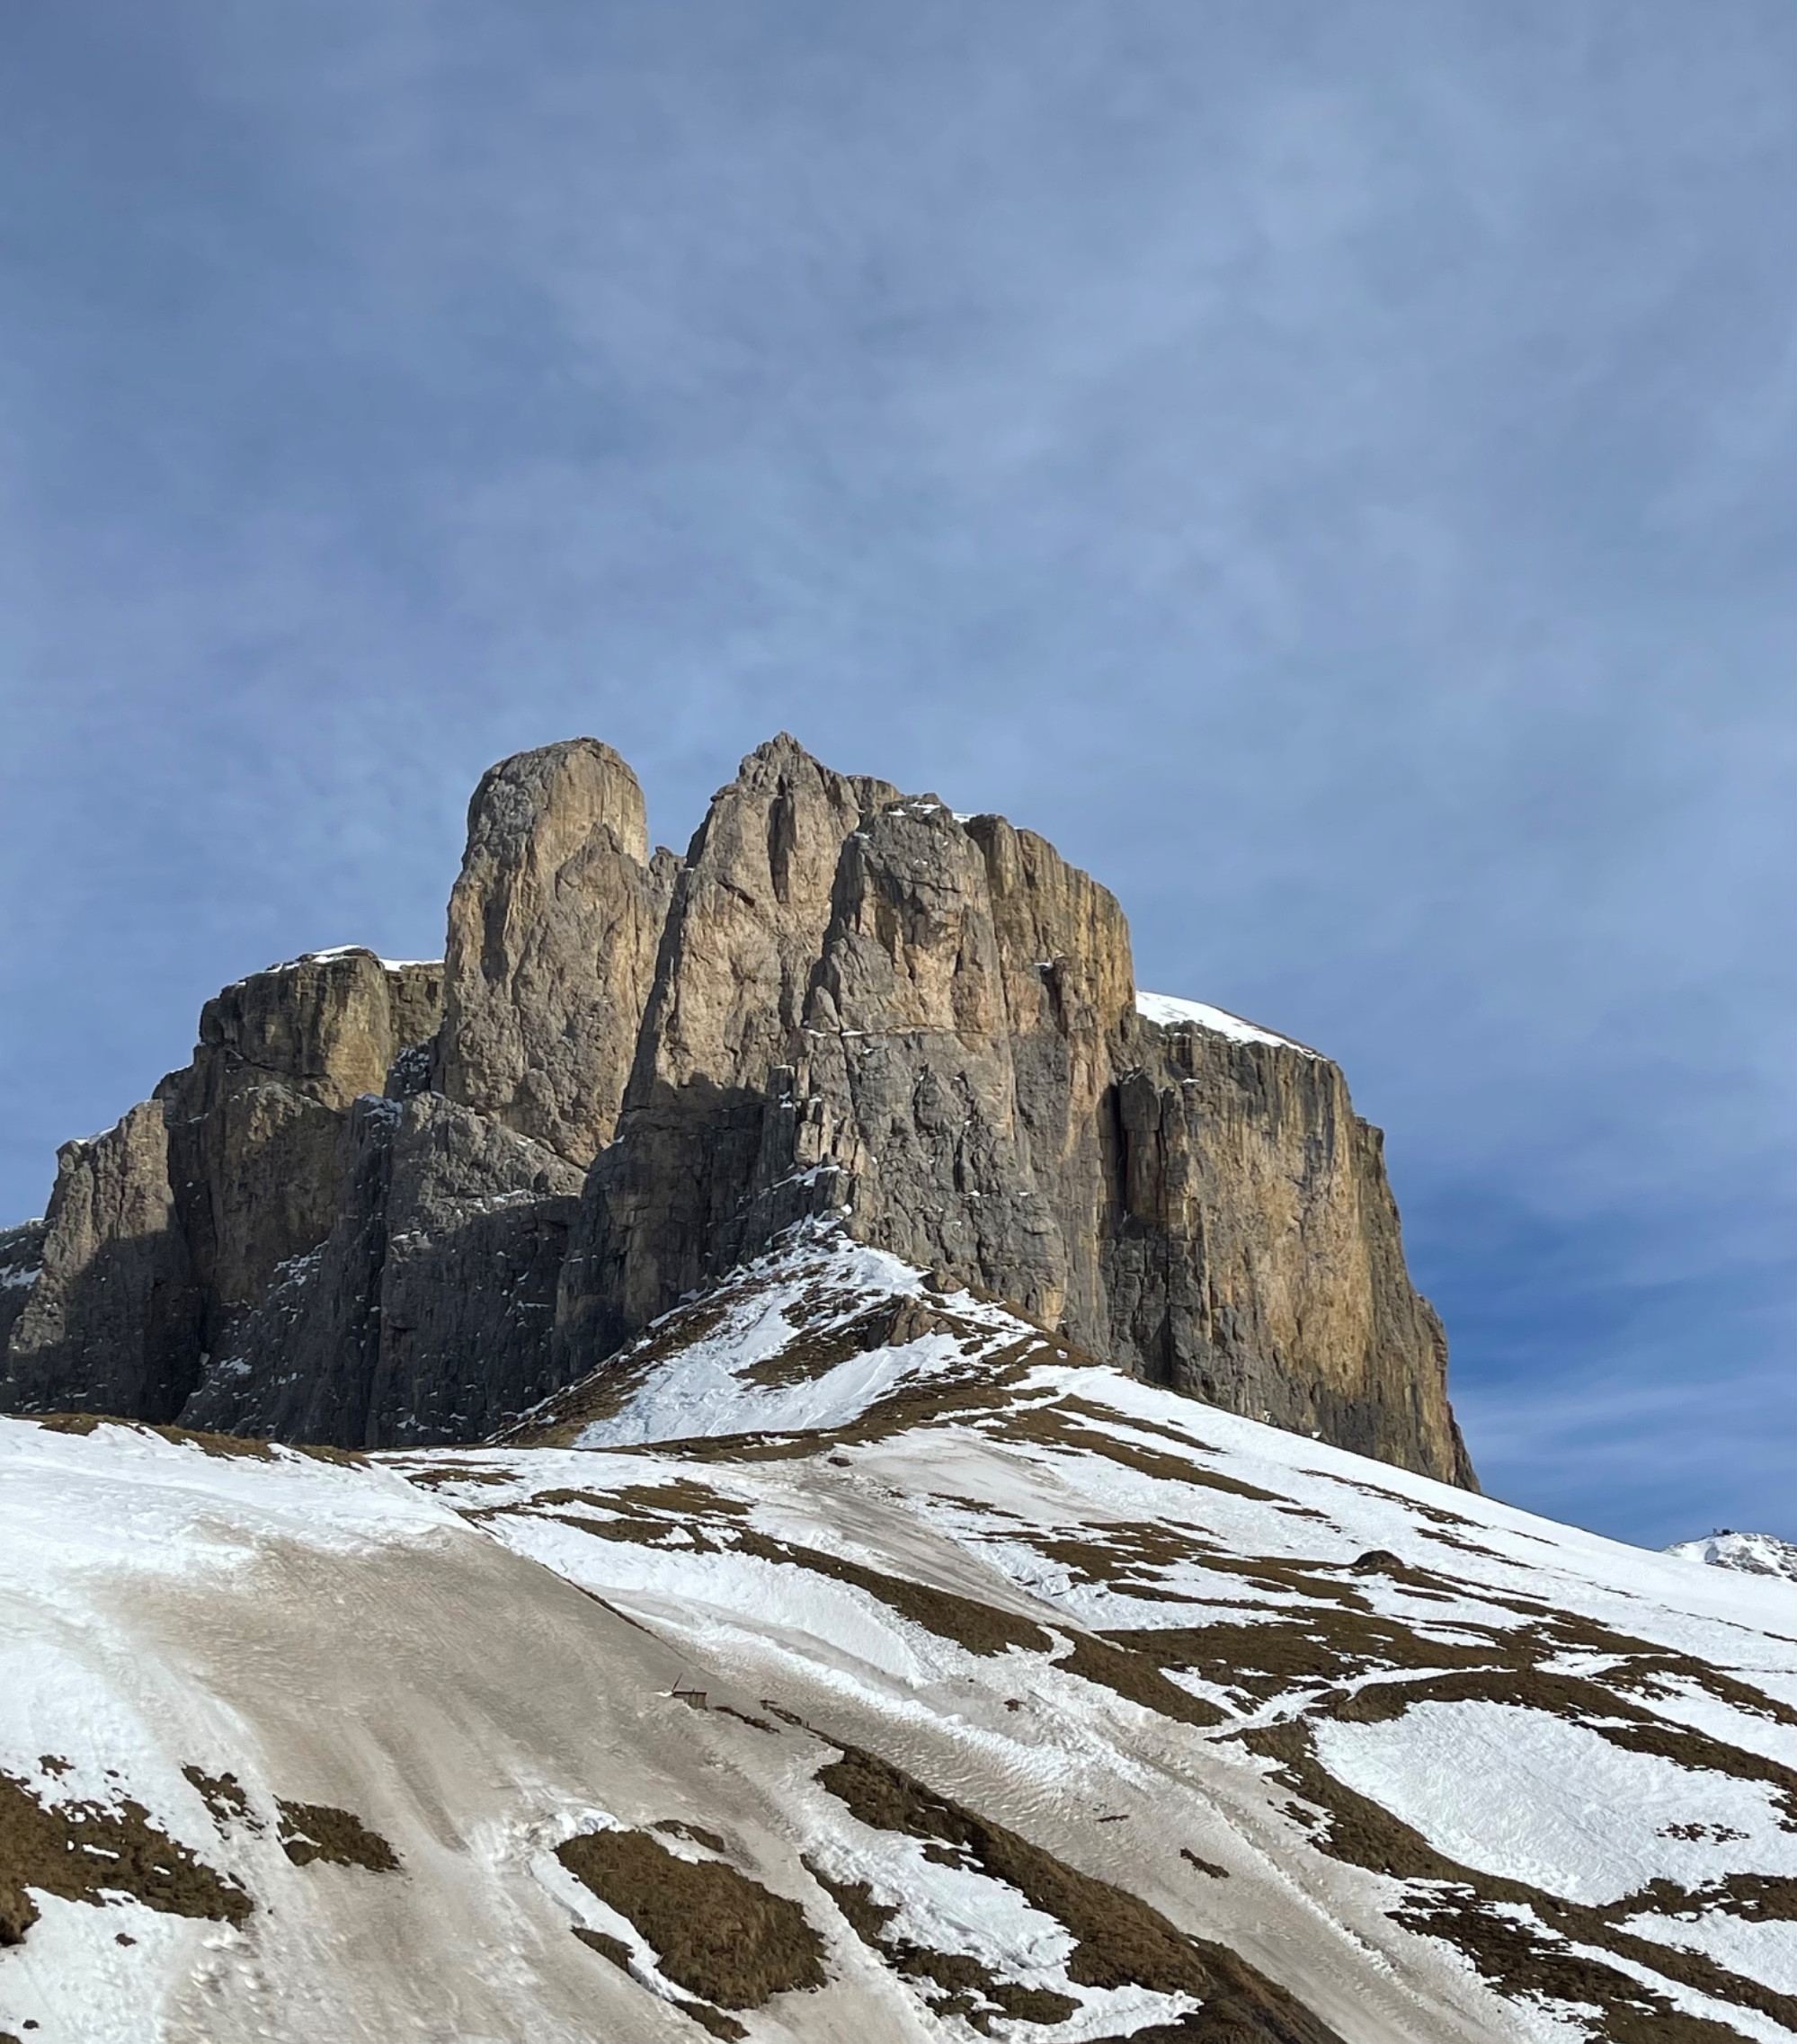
xmin=182 ymin=1093 xmax=583 ymax=1447
xmin=0 ymin=1104 xmax=199 ymax=1422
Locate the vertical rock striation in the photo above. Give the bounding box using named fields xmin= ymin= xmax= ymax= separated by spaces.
xmin=1107 ymin=1012 xmax=1477 ymax=1487
xmin=556 ymin=738 xmax=1472 ymax=1486
xmin=158 ymin=948 xmax=446 ymax=1360
xmin=558 ymin=735 xmax=902 ymax=1360
xmin=1 ymin=948 xmax=447 ymax=1423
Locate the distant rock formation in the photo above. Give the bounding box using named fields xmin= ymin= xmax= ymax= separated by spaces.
xmin=0 ymin=735 xmax=1475 ymax=1484
xmin=1665 ymin=1531 xmax=1797 ymax=1582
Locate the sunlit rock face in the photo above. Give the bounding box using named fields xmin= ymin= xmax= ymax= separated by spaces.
xmin=437 ymin=738 xmax=680 ymax=1166
xmin=0 ymin=733 xmax=1472 ymax=1483
xmin=559 ymin=737 xmax=1470 ymax=1486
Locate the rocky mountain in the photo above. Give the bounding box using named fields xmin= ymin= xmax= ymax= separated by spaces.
xmin=1668 ymin=1533 xmax=1797 ymax=1584
xmin=0 ymin=734 xmax=1472 ymax=1487
xmin=2 ymin=1236 xmax=1792 ymax=2044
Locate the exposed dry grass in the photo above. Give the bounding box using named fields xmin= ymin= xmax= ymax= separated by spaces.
xmin=276 ymin=1800 xmax=401 ymax=1872
xmin=182 ymin=1766 xmax=261 ymax=1833
xmin=815 ymin=1743 xmax=1347 ymax=2044
xmin=0 ymin=1769 xmax=250 ymax=1944
xmin=806 ymin=1858 xmax=1078 ymax=2033
xmin=556 ymin=1826 xmax=825 ymax=2020
xmin=1242 ymin=1716 xmax=1797 ymax=2040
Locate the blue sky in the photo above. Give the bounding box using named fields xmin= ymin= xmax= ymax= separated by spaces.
xmin=2 ymin=3 xmax=1791 ymax=1547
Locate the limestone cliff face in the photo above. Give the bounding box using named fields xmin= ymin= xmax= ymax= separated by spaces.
xmin=0 ymin=949 xmax=448 ymax=1426
xmin=796 ymin=798 xmax=1073 ymax=1317
xmin=159 ymin=948 xmax=445 ymax=1357
xmin=1107 ymin=1015 xmax=1476 ymax=1486
xmin=0 ymin=1103 xmax=198 ymax=1421
xmin=0 ymin=733 xmax=1475 ymax=1484
xmin=554 ymin=749 xmax=1469 ymax=1486
xmin=437 ymin=740 xmax=679 ymax=1164
xmin=562 ymin=735 xmax=902 ymax=1358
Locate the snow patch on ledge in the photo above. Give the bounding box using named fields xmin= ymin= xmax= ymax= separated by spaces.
xmin=1134 ymin=991 xmax=1317 ymax=1056
xmin=254 ymin=946 xmax=443 ymax=977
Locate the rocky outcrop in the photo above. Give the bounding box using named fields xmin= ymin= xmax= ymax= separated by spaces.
xmin=562 ymin=735 xmax=902 ymax=1357
xmin=790 ymin=798 xmax=1074 ymax=1315
xmin=556 ymin=743 xmax=1472 ymax=1486
xmin=1107 ymin=1013 xmax=1477 ymax=1486
xmin=0 ymin=1103 xmax=200 ymax=1421
xmin=182 ymin=1094 xmax=583 ymax=1448
xmin=1 ymin=732 xmax=1475 ymax=1485
xmin=437 ymin=741 xmax=680 ymax=1164
xmin=0 ymin=949 xmax=446 ymax=1422
xmin=0 ymin=1219 xmax=48 ymax=1358
xmin=156 ymin=948 xmax=445 ymax=1359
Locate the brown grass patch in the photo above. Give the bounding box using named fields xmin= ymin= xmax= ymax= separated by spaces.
xmin=992 ymin=1405 xmax=1282 ymax=1501
xmin=655 ymin=1819 xmax=728 ymax=1853
xmin=806 ymin=1859 xmax=1078 ymax=2031
xmin=0 ymin=1770 xmax=250 ymax=1943
xmin=391 ymin=1463 xmax=516 ymax=1489
xmin=814 ymin=1743 xmax=1347 ymax=2043
xmin=182 ymin=1767 xmax=261 ymax=1833
xmin=1241 ymin=1716 xmax=1797 ymax=2037
xmin=556 ymin=1826 xmax=825 ymax=2014
xmin=276 ymin=1800 xmax=400 ymax=1871
xmin=738 ymin=1296 xmax=970 ymax=1388
xmin=572 ymin=1924 xmax=634 ymax=1968
xmin=731 ymin=1530 xmax=1052 ymax=1657
xmin=1056 ymin=1636 xmax=1228 ymax=1728
xmin=17 ymin=1415 xmax=280 ymax=1459
xmin=1102 ymin=1609 xmax=1501 ymax=1704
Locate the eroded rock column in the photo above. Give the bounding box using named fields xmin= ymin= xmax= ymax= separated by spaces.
xmin=437 ymin=738 xmax=679 ymax=1164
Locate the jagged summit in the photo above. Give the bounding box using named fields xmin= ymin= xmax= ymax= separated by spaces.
xmin=0 ymin=734 xmax=1472 ymax=1486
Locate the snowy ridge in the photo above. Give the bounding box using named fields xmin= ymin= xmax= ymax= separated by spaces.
xmin=2 ymin=1234 xmax=1794 ymax=2044
xmin=1134 ymin=990 xmax=1318 ymax=1056
xmin=286 ymin=945 xmax=440 ymax=973
xmin=503 ymin=1223 xmax=1054 ymax=1451
xmin=1667 ymin=1531 xmax=1797 ymax=1584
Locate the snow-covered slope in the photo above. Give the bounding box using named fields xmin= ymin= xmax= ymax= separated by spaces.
xmin=4 ymin=1229 xmax=1794 ymax=2044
